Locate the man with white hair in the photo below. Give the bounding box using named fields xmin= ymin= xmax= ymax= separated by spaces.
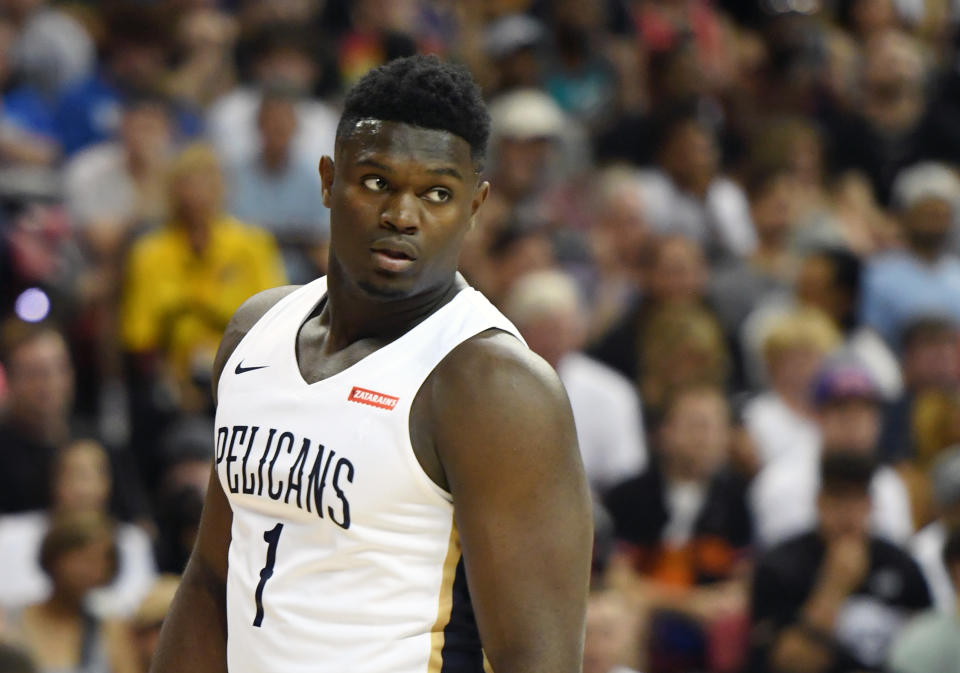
xmin=860 ymin=161 xmax=960 ymax=345
xmin=505 ymin=269 xmax=647 ymax=496
xmin=483 ymin=88 xmax=571 ymax=226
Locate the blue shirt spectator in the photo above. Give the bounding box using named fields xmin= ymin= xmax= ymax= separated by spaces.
xmin=861 ymin=252 xmax=960 ymax=344
xmin=3 ymin=87 xmax=56 ymax=140
xmin=860 ymin=163 xmax=960 ymax=344
xmin=228 ymin=160 xmax=328 ymax=240
xmin=53 ymin=5 xmax=202 ymax=157
xmin=55 ymin=72 xmax=203 ymax=158
xmin=226 ymin=90 xmax=329 ymax=283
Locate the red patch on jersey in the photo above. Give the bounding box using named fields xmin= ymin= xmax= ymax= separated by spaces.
xmin=348 ymin=386 xmax=399 ymax=410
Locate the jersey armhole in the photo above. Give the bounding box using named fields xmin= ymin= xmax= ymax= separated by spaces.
xmin=400 ymin=326 xmax=525 ymax=506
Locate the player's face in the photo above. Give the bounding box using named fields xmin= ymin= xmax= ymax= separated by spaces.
xmin=320 ymin=120 xmax=489 ymax=300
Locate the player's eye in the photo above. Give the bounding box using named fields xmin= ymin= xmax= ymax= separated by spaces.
xmin=422 ymin=188 xmax=452 ymax=204
xmin=362 ymin=176 xmax=389 ymax=192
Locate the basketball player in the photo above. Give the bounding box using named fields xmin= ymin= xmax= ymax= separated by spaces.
xmin=150 ymin=56 xmax=593 ymax=673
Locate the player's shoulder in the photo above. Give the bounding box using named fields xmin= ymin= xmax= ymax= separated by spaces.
xmin=430 ymin=329 xmax=569 ymax=420
xmin=227 ymin=284 xmax=303 ymax=336
xmin=212 ymin=284 xmax=302 ymax=401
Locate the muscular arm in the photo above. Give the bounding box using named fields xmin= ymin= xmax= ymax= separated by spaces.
xmin=428 ymin=332 xmax=593 ymax=673
xmin=149 ymin=468 xmax=231 ymax=673
xmin=150 ymin=286 xmax=298 ymax=673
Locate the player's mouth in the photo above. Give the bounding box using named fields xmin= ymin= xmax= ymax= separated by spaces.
xmin=370 ymin=240 xmax=418 ymax=273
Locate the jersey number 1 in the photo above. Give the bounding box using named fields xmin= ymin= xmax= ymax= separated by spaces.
xmin=253 ymin=523 xmax=283 ymax=627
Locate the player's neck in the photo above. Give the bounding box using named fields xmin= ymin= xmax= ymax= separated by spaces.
xmin=322 ymin=265 xmax=462 ymax=349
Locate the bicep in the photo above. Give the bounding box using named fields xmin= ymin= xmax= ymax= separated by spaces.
xmin=432 ymin=341 xmax=592 ymax=672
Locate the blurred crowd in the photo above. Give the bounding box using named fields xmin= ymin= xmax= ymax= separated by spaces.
xmin=3 ymin=0 xmax=960 ymax=672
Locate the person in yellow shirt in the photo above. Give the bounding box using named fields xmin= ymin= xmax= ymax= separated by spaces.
xmin=121 ymin=143 xmax=286 ymax=410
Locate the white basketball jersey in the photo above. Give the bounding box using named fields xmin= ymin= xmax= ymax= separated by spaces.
xmin=214 ymin=277 xmax=523 ymax=673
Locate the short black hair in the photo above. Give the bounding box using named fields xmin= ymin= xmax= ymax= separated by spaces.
xmin=806 ymin=246 xmax=863 ymax=330
xmin=336 ymin=55 xmax=490 ymax=169
xmin=652 ymin=101 xmax=713 ymax=156
xmin=820 ymin=451 xmax=875 ymax=496
xmin=817 ymin=247 xmax=862 ymax=297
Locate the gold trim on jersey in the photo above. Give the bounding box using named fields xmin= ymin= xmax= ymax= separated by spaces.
xmin=428 ymin=519 xmax=461 ymax=673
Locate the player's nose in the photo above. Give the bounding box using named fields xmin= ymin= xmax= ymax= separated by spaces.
xmin=380 ymin=190 xmax=421 ymax=234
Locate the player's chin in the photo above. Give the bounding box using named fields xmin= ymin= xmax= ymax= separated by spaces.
xmin=356 ymin=274 xmax=417 ymax=301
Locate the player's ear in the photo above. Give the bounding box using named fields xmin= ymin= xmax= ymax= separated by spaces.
xmin=319 ymin=156 xmax=335 ymax=208
xmin=469 ymin=180 xmax=490 ymax=230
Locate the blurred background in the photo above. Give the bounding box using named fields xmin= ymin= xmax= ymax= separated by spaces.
xmin=3 ymin=0 xmax=960 ymax=672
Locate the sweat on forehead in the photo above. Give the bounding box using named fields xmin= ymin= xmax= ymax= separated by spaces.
xmin=336 ymin=119 xmax=475 ymax=170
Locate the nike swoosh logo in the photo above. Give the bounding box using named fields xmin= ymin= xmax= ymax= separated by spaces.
xmin=235 ymin=361 xmax=269 ymax=375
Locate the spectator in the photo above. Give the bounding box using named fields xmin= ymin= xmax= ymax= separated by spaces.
xmin=741 ymin=247 xmax=902 ymax=396
xmin=794 ymin=248 xmax=902 ymax=399
xmin=3 ymin=512 xmax=139 ymax=673
xmin=639 ymin=303 xmax=730 ymax=427
xmin=710 ymin=166 xmax=801 ymax=338
xmin=541 ymin=0 xmax=617 ymax=129
xmin=226 ymin=86 xmax=329 ymax=284
xmin=0 ymin=439 xmax=156 ymax=618
xmin=879 ymin=317 xmax=960 ymax=464
xmin=745 ymin=118 xmax=829 ymax=239
xmin=63 ymin=94 xmax=175 ymax=424
xmin=0 ymin=17 xmax=58 ymax=167
xmin=0 ymin=320 xmax=72 ymax=514
xmin=54 ymin=4 xmax=200 ymax=158
xmin=165 ymin=8 xmax=239 ymax=110
xmin=860 ymin=162 xmax=960 ymax=345
xmin=475 ymin=223 xmax=556 ymax=308
xmin=742 ymin=308 xmax=841 ymax=469
xmin=481 ymin=13 xmax=545 ymax=96
xmin=605 ymin=383 xmax=751 ymax=672
xmin=480 ymin=88 xmax=570 ymax=236
xmin=889 ymin=525 xmax=960 ymax=673
xmin=64 ymin=94 xmax=174 ymax=246
xmin=748 ymin=451 xmax=931 ymax=673
xmin=585 ymin=167 xmax=653 ymax=338
xmin=826 ymin=29 xmax=929 ymax=204
xmin=910 ymin=446 xmax=960 ymax=614
xmin=206 ymin=22 xmax=339 ymax=167
xmin=0 ymin=318 xmax=144 ymax=519
xmin=505 ymin=269 xmax=647 ymax=496
xmin=129 ymin=575 xmax=179 ymax=673
xmin=750 ymin=359 xmax=914 ymax=549
xmin=582 ymin=590 xmax=642 ymax=673
xmin=635 ymin=107 xmax=756 ymax=264
xmin=152 ymin=415 xmax=212 ymax=574
xmin=335 ymin=0 xmax=417 ymax=87
xmin=120 ymin=143 xmax=286 ymax=415
xmin=590 ymin=234 xmax=712 ymax=386
xmin=4 ymin=0 xmax=94 ymax=99
xmin=909 ymin=389 xmax=960 ymax=474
